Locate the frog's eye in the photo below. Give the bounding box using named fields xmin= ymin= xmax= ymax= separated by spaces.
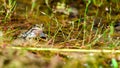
xmin=40 ymin=24 xmax=44 ymax=29
xmin=40 ymin=24 xmax=44 ymax=28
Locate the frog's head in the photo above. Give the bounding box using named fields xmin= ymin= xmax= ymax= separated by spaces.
xmin=32 ymin=24 xmax=47 ymax=39
xmin=33 ymin=24 xmax=44 ymax=30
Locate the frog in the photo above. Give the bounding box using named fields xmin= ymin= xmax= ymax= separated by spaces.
xmin=19 ymin=24 xmax=47 ymax=40
xmin=12 ymin=24 xmax=47 ymax=46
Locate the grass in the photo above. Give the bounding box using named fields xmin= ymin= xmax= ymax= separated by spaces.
xmin=3 ymin=0 xmax=16 ymax=22
xmin=31 ymin=0 xmax=36 ymax=13
xmin=0 ymin=0 xmax=120 ymax=68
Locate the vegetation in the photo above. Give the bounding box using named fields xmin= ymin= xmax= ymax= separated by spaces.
xmin=0 ymin=0 xmax=120 ymax=68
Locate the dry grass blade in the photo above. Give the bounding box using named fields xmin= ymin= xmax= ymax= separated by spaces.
xmin=10 ymin=47 xmax=120 ymax=53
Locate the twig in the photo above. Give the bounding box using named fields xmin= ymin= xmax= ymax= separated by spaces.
xmin=10 ymin=47 xmax=120 ymax=53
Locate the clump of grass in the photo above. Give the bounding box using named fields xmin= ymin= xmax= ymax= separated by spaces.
xmin=93 ymin=0 xmax=103 ymax=7
xmin=0 ymin=30 xmax=3 ymax=45
xmin=82 ymin=0 xmax=91 ymax=46
xmin=30 ymin=0 xmax=36 ymax=13
xmin=3 ymin=0 xmax=16 ymax=22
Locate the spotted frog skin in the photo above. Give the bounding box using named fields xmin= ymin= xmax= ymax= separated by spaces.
xmin=19 ymin=24 xmax=46 ymax=40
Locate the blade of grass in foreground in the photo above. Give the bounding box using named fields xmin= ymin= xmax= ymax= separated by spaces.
xmin=112 ymin=58 xmax=118 ymax=68
xmin=10 ymin=47 xmax=120 ymax=53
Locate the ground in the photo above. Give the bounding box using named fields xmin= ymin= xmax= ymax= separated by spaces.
xmin=0 ymin=0 xmax=120 ymax=68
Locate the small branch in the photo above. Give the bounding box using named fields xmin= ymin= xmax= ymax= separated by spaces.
xmin=10 ymin=47 xmax=120 ymax=53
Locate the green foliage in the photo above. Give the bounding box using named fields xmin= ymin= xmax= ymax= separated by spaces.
xmin=92 ymin=0 xmax=103 ymax=7
xmin=112 ymin=58 xmax=118 ymax=68
xmin=109 ymin=22 xmax=114 ymax=36
xmin=3 ymin=0 xmax=16 ymax=22
xmin=84 ymin=0 xmax=91 ymax=16
xmin=31 ymin=0 xmax=36 ymax=12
